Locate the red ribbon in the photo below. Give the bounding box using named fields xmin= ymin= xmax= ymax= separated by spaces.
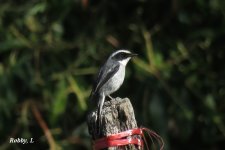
xmin=93 ymin=127 xmax=164 ymax=150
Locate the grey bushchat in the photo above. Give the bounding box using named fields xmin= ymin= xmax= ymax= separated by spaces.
xmin=89 ymin=50 xmax=137 ymax=134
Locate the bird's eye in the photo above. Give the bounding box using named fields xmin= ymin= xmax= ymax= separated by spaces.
xmin=119 ymin=53 xmax=127 ymax=59
xmin=120 ymin=53 xmax=126 ymax=59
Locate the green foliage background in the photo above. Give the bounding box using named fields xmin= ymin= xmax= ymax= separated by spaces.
xmin=0 ymin=0 xmax=225 ymax=149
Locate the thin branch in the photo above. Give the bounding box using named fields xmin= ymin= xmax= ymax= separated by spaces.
xmin=30 ymin=101 xmax=60 ymax=150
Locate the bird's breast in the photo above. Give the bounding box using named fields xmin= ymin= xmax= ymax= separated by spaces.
xmin=102 ymin=66 xmax=125 ymax=95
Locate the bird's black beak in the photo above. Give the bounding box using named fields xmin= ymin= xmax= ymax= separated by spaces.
xmin=129 ymin=53 xmax=138 ymax=57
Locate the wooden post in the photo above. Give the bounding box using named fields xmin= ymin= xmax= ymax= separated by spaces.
xmin=87 ymin=97 xmax=141 ymax=150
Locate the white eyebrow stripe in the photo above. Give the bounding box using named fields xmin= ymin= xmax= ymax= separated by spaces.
xmin=110 ymin=49 xmax=131 ymax=58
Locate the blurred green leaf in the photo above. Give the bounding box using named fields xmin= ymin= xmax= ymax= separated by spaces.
xmin=67 ymin=76 xmax=87 ymax=111
xmin=50 ymin=79 xmax=68 ymax=124
xmin=205 ymin=94 xmax=216 ymax=110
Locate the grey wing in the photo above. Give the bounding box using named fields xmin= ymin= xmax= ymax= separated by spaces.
xmin=90 ymin=64 xmax=120 ymax=98
xmin=90 ymin=66 xmax=104 ymax=99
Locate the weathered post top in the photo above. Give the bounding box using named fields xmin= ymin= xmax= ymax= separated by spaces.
xmin=87 ymin=97 xmax=141 ymax=150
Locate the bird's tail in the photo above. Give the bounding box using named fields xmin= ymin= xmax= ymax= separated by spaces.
xmin=96 ymin=93 xmax=105 ymax=135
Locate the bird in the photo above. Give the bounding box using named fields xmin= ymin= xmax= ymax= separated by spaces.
xmin=89 ymin=49 xmax=137 ymax=134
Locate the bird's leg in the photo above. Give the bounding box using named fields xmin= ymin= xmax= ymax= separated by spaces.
xmin=108 ymin=95 xmax=114 ymax=100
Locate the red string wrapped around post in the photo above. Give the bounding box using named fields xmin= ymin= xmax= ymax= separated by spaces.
xmin=93 ymin=127 xmax=164 ymax=150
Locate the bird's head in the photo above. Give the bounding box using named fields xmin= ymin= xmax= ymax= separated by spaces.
xmin=109 ymin=50 xmax=137 ymax=65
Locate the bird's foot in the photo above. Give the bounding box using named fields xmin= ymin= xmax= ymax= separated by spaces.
xmin=108 ymin=95 xmax=114 ymax=100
